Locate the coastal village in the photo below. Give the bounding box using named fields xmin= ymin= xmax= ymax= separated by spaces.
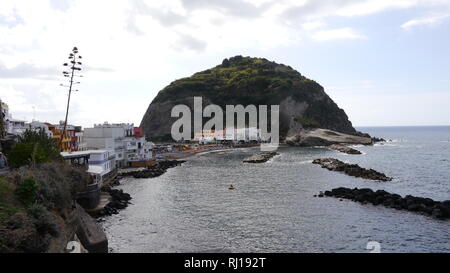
xmin=0 ymin=97 xmax=269 ymax=252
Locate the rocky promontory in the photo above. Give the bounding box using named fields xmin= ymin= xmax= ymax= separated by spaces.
xmin=243 ymin=152 xmax=278 ymax=163
xmin=312 ymin=158 xmax=392 ymax=181
xmin=286 ymin=128 xmax=373 ymax=147
xmin=320 ymin=187 xmax=450 ymax=220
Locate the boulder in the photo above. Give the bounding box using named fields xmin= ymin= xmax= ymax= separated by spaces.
xmin=243 ymin=152 xmax=278 ymax=163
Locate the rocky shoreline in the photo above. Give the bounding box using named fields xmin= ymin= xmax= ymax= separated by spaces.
xmin=317 ymin=187 xmax=450 ymax=220
xmin=312 ymin=158 xmax=392 ymax=181
xmin=329 ymin=144 xmax=362 ymax=155
xmin=243 ymin=152 xmax=278 ymax=163
xmin=96 ymin=187 xmax=132 ymax=217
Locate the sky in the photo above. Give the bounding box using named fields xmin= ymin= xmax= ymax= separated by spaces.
xmin=0 ymin=0 xmax=449 ymax=128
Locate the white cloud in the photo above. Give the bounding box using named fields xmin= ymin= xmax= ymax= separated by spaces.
xmin=301 ymin=21 xmax=326 ymax=31
xmin=401 ymin=13 xmax=450 ymax=29
xmin=1 ymin=0 xmax=449 ymax=127
xmin=336 ymin=0 xmax=418 ymax=17
xmin=312 ymin=27 xmax=366 ymax=41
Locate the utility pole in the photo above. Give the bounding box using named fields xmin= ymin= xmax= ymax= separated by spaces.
xmin=60 ymin=47 xmax=83 ymax=151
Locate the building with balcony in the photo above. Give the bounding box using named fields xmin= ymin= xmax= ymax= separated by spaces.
xmin=84 ymin=122 xmax=154 ymax=168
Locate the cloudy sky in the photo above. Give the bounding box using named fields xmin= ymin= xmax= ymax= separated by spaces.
xmin=1 ymin=0 xmax=449 ymax=127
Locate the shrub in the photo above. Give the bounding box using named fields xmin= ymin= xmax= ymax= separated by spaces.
xmin=0 ymin=178 xmax=18 ymax=225
xmin=7 ymin=143 xmax=47 ymax=168
xmin=15 ymin=178 xmax=39 ymax=207
xmin=28 ymin=204 xmax=59 ymax=237
xmin=7 ymin=129 xmax=62 ymax=169
xmin=0 ymin=212 xmax=50 ymax=253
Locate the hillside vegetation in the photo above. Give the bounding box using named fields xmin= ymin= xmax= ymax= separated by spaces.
xmin=141 ymin=56 xmax=356 ymax=139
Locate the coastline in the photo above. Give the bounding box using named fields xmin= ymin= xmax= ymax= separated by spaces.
xmin=101 ymin=127 xmax=450 ymax=253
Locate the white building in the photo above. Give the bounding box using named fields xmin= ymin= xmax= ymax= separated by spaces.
xmin=195 ymin=127 xmax=261 ymax=144
xmin=7 ymin=118 xmax=27 ymax=136
xmin=75 ymin=131 xmax=87 ymax=151
xmin=61 ymin=149 xmax=115 ymax=186
xmin=28 ymin=121 xmax=53 ymax=138
xmin=124 ymin=137 xmax=155 ymax=164
xmin=84 ymin=122 xmax=153 ymax=167
xmin=88 ymin=150 xmax=115 ymax=184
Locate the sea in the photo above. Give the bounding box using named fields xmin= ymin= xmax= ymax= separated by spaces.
xmin=101 ymin=126 xmax=450 ymax=253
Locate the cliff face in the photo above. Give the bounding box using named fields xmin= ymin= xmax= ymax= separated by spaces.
xmin=141 ymin=56 xmax=356 ymax=140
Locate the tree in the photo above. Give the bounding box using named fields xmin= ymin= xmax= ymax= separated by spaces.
xmin=60 ymin=47 xmax=83 ymax=151
xmin=7 ymin=129 xmax=62 ymax=168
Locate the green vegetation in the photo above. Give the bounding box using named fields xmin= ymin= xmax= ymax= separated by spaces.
xmin=0 ymin=178 xmax=18 ymax=226
xmin=7 ymin=129 xmax=62 ymax=169
xmin=28 ymin=204 xmax=59 ymax=237
xmin=154 ymin=56 xmax=305 ymax=107
xmin=0 ymin=163 xmax=90 ymax=252
xmin=294 ymin=117 xmax=320 ymax=129
xmin=143 ymin=55 xmax=356 ymax=138
xmin=15 ymin=178 xmax=39 ymax=207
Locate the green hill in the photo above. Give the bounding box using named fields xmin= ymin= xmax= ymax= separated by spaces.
xmin=141 ymin=56 xmax=356 ymax=140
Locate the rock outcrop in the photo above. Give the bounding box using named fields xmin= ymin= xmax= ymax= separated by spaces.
xmin=329 ymin=144 xmax=362 ymax=155
xmin=94 ymin=187 xmax=132 ymax=218
xmin=243 ymin=152 xmax=278 ymax=163
xmin=286 ymin=128 xmax=372 ymax=147
xmin=320 ymin=187 xmax=450 ymax=220
xmin=312 ymin=158 xmax=392 ymax=181
xmin=141 ymin=56 xmax=357 ymax=141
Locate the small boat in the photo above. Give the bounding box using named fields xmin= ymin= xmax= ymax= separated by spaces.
xmin=228 ymin=185 xmax=235 ymax=190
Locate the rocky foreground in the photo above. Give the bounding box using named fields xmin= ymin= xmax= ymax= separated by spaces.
xmin=318 ymin=187 xmax=450 ymax=220
xmin=119 ymin=160 xmax=186 ymax=179
xmin=243 ymin=152 xmax=278 ymax=163
xmin=312 ymin=158 xmax=392 ymax=181
xmin=329 ymin=144 xmax=362 ymax=155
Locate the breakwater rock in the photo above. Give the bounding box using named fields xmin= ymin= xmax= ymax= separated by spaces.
xmin=312 ymin=158 xmax=392 ymax=181
xmin=120 ymin=160 xmax=186 ymax=179
xmin=243 ymin=152 xmax=278 ymax=163
xmin=329 ymin=144 xmax=361 ymax=155
xmin=320 ymin=187 xmax=450 ymax=220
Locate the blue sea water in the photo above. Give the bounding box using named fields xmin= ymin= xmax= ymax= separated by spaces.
xmin=102 ymin=126 xmax=450 ymax=253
